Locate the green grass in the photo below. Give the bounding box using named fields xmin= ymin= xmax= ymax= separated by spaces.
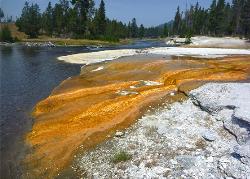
xmin=111 ymin=151 xmax=132 ymax=164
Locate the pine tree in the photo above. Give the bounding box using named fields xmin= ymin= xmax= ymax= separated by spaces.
xmin=16 ymin=2 xmax=29 ymax=32
xmin=193 ymin=2 xmax=200 ymax=34
xmin=231 ymin=0 xmax=241 ymax=34
xmin=42 ymin=2 xmax=53 ymax=36
xmin=59 ymin=0 xmax=70 ymax=34
xmin=224 ymin=3 xmax=233 ymax=35
xmin=216 ymin=0 xmax=226 ymax=35
xmin=0 ymin=8 xmax=4 ymax=22
xmin=240 ymin=0 xmax=250 ymax=38
xmin=208 ymin=0 xmax=217 ymax=35
xmin=53 ymin=3 xmax=64 ymax=35
xmin=131 ymin=18 xmax=138 ymax=38
xmin=173 ymin=6 xmax=182 ymax=35
xmin=67 ymin=7 xmax=79 ymax=37
xmin=127 ymin=22 xmax=132 ymax=37
xmin=16 ymin=2 xmax=41 ymax=38
xmin=139 ymin=24 xmax=145 ymax=38
xmin=163 ymin=24 xmax=169 ymax=37
xmin=75 ymin=0 xmax=95 ymax=37
xmin=95 ymin=0 xmax=106 ymax=36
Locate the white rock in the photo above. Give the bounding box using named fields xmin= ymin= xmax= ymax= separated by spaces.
xmin=202 ymin=130 xmax=217 ymax=142
xmin=115 ymin=131 xmax=124 ymax=137
xmin=170 ymin=92 xmax=175 ymax=96
xmin=207 ymin=156 xmax=214 ymax=163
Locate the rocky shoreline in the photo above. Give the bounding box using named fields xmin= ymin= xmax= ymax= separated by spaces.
xmin=75 ymin=83 xmax=250 ymax=179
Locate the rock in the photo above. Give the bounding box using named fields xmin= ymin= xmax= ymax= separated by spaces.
xmin=24 ymin=41 xmax=56 ymax=47
xmin=170 ymin=159 xmax=178 ymax=165
xmin=176 ymin=155 xmax=196 ymax=169
xmin=202 ymin=130 xmax=217 ymax=142
xmin=170 ymin=92 xmax=175 ymax=96
xmin=206 ymin=156 xmax=214 ymax=163
xmin=223 ymin=118 xmax=249 ymax=145
xmin=234 ymin=142 xmax=250 ymax=165
xmin=234 ymin=107 xmax=250 ymax=124
xmin=115 ymin=131 xmax=124 ymax=137
xmin=190 ymin=83 xmax=250 ymax=113
xmin=190 ymin=83 xmax=250 ymax=145
xmin=218 ymin=156 xmax=250 ymax=179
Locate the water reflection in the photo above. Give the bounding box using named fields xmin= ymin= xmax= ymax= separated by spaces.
xmin=0 ymin=46 xmax=13 ymax=56
xmin=0 ymin=45 xmax=81 ymax=178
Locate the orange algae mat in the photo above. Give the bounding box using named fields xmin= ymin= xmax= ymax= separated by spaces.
xmin=24 ymin=55 xmax=250 ymax=178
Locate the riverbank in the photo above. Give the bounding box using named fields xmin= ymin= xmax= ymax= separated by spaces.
xmin=25 ymin=53 xmax=250 ymax=178
xmin=0 ymin=38 xmax=133 ymax=47
xmin=0 ymin=23 xmax=133 ymax=47
xmin=21 ymin=38 xmax=132 ymax=47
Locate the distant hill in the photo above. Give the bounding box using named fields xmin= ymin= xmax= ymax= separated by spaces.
xmin=157 ymin=20 xmax=174 ymax=29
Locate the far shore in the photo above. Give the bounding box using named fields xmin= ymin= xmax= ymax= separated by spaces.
xmin=0 ymin=38 xmax=134 ymax=47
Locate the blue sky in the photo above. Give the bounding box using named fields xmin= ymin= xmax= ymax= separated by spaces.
xmin=1 ymin=0 xmax=230 ymax=27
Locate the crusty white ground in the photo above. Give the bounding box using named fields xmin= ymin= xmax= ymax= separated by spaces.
xmin=191 ymin=36 xmax=249 ymax=48
xmin=74 ymin=83 xmax=250 ymax=179
xmin=166 ymin=36 xmax=250 ymax=48
xmin=58 ymin=46 xmax=250 ymax=64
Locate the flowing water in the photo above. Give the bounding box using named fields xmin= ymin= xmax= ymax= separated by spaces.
xmin=0 ymin=40 xmax=168 ymax=178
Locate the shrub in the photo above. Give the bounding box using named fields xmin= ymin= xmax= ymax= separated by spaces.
xmin=184 ymin=31 xmax=192 ymax=44
xmin=111 ymin=151 xmax=132 ymax=163
xmin=0 ymin=25 xmax=14 ymax=42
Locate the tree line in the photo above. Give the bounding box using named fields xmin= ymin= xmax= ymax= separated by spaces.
xmin=172 ymin=0 xmax=250 ymax=38
xmin=14 ymin=0 xmax=151 ymax=41
xmin=1 ymin=0 xmax=250 ymax=42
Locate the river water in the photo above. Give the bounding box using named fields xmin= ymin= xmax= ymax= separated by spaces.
xmin=0 ymin=40 xmax=168 ymax=178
